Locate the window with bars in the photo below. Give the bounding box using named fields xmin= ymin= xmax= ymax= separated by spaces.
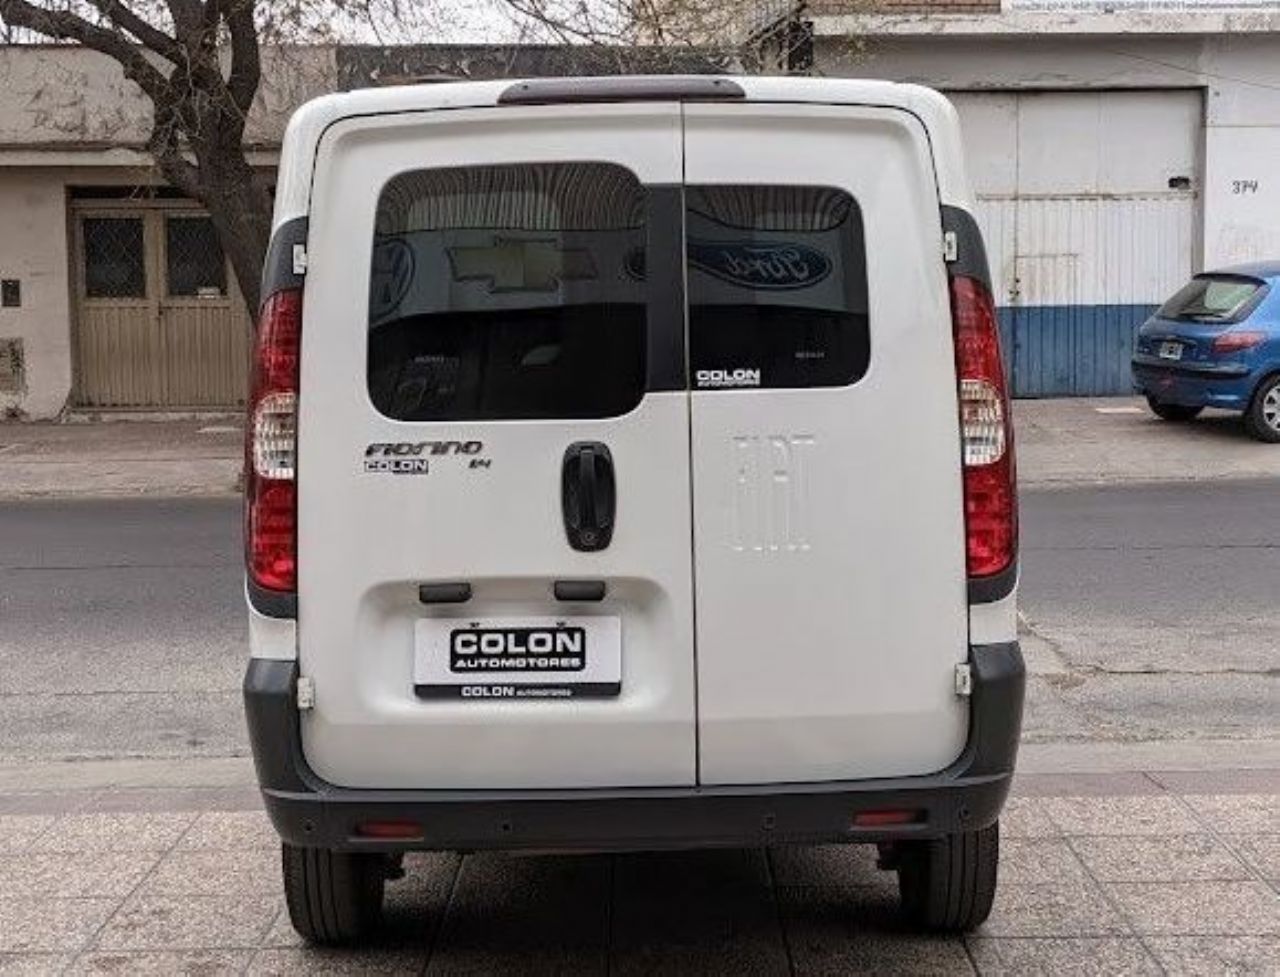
xmin=83 ymin=217 xmax=146 ymax=298
xmin=166 ymin=216 xmax=227 ymax=297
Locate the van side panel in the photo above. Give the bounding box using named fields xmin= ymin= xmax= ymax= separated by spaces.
xmin=684 ymin=103 xmax=970 ymax=785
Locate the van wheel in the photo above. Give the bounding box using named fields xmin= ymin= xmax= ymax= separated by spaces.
xmin=1146 ymin=396 xmax=1203 ymax=422
xmin=282 ymin=843 xmax=386 ymax=946
xmin=1245 ymin=375 xmax=1280 ymax=443
xmin=896 ymin=821 xmax=998 ymax=933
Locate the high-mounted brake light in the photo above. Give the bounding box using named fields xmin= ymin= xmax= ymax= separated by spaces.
xmin=950 ymin=275 xmax=1017 ymax=579
xmin=246 ymin=288 xmax=301 ymax=593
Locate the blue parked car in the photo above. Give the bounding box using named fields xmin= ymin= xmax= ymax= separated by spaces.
xmin=1133 ymin=261 xmax=1280 ymax=442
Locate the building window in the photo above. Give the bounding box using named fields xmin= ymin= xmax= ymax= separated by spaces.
xmin=83 ymin=217 xmax=146 ymax=299
xmin=166 ymin=216 xmax=227 ymax=297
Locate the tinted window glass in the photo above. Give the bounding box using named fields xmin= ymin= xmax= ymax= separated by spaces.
xmin=367 ymin=163 xmax=648 ymax=421
xmin=1157 ymin=274 xmax=1266 ymax=323
xmin=685 ymin=185 xmax=869 ymax=390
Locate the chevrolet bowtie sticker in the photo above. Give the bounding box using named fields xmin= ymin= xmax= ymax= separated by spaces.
xmin=448 ymin=237 xmax=596 ymax=292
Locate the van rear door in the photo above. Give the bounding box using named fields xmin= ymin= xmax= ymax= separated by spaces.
xmin=683 ymin=102 xmax=970 ymax=785
xmin=297 ymin=103 xmax=697 ymax=789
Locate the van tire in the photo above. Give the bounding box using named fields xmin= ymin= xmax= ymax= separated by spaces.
xmin=282 ymin=843 xmax=386 ymax=946
xmin=1244 ymin=375 xmax=1280 ymax=443
xmin=1146 ymin=397 xmax=1203 ymax=422
xmin=896 ymin=821 xmax=999 ymax=933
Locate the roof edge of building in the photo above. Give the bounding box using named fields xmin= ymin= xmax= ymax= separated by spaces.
xmin=812 ymin=9 xmax=1280 ymax=38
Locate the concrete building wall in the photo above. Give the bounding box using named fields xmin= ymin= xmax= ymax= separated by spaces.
xmin=0 ymin=46 xmax=336 ymax=151
xmin=1200 ymin=36 xmax=1280 ymax=265
xmin=822 ymin=32 xmax=1280 ymax=270
xmin=0 ymin=169 xmax=71 ymax=417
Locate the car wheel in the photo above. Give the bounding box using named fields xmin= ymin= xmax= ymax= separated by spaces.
xmin=896 ymin=821 xmax=998 ymax=933
xmin=282 ymin=843 xmax=387 ymax=946
xmin=1245 ymin=375 xmax=1280 ymax=443
xmin=1146 ymin=396 xmax=1203 ymax=422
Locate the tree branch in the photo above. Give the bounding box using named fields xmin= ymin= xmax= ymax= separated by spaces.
xmin=165 ymin=0 xmax=205 ymax=47
xmin=0 ymin=0 xmax=168 ymax=98
xmin=223 ymin=0 xmax=260 ymax=116
xmin=84 ymin=0 xmax=185 ymax=64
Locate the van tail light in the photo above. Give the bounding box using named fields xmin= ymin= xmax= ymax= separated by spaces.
xmin=1212 ymin=330 xmax=1266 ymax=354
xmin=246 ymin=288 xmax=301 ymax=593
xmin=950 ymin=275 xmax=1017 ymax=580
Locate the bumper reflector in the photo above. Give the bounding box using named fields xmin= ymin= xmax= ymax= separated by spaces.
xmin=355 ymin=820 xmax=424 ymax=840
xmin=852 ymin=809 xmax=921 ymax=828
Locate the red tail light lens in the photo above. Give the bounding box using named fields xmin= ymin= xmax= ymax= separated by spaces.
xmin=1212 ymin=330 xmax=1266 ymax=354
xmin=950 ymin=275 xmax=1017 ymax=579
xmin=246 ymin=288 xmax=301 ymax=592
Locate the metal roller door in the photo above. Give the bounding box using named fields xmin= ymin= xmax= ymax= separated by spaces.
xmin=950 ymin=90 xmax=1201 ymax=397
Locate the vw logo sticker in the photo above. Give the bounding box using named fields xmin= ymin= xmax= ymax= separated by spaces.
xmin=370 ymin=237 xmax=415 ymax=320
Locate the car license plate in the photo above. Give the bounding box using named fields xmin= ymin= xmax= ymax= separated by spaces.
xmin=1158 ymin=341 xmax=1183 ymax=361
xmin=414 ymin=616 xmax=621 ymax=700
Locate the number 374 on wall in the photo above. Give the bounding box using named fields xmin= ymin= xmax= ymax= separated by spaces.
xmin=1232 ymin=180 xmax=1260 ymax=195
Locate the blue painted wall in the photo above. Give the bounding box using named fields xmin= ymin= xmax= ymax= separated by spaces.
xmin=997 ymin=304 xmax=1157 ymax=398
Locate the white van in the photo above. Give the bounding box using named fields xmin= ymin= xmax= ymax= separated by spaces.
xmin=243 ymin=75 xmax=1024 ymax=944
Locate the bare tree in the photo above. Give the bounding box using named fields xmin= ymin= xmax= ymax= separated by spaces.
xmin=0 ymin=0 xmax=313 ymax=313
xmin=0 ymin=0 xmax=827 ymax=315
xmin=497 ymin=0 xmax=819 ymax=74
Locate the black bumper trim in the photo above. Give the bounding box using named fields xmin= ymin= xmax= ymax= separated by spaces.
xmin=244 ymin=642 xmax=1024 ymax=852
xmin=1132 ymin=357 xmax=1250 ymax=379
xmin=941 ymin=205 xmax=992 ymax=292
xmin=260 ymin=217 xmax=308 ymax=309
xmin=246 ymin=576 xmax=297 ymax=620
xmin=968 ymin=559 xmax=1018 ymax=606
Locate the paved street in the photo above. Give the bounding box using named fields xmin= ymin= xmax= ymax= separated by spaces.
xmin=2 ymin=483 xmax=1277 ymax=766
xmin=0 ymin=498 xmax=245 ymax=764
xmin=0 ymin=485 xmax=1277 ymax=972
xmin=1020 ymin=480 xmax=1280 ymax=748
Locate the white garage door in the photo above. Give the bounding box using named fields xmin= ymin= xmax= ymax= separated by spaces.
xmin=949 ymin=90 xmax=1200 ymax=396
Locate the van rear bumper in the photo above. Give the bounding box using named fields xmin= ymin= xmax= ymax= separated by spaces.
xmin=244 ymin=643 xmax=1024 ymax=852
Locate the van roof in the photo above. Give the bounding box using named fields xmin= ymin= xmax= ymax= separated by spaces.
xmin=272 ymin=75 xmax=973 ymax=229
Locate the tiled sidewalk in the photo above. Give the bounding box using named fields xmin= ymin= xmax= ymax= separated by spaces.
xmin=0 ymin=773 xmax=1276 ymax=975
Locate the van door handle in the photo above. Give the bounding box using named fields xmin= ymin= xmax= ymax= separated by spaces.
xmin=562 ymin=442 xmax=615 ymax=552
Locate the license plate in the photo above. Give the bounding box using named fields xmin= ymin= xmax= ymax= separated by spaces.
xmin=1158 ymin=341 xmax=1184 ymax=361
xmin=414 ymin=616 xmax=621 ymax=700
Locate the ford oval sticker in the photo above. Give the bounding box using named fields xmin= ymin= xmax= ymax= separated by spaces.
xmin=687 ymin=239 xmax=832 ymax=291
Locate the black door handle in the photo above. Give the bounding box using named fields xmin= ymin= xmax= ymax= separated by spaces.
xmin=562 ymin=442 xmax=615 ymax=552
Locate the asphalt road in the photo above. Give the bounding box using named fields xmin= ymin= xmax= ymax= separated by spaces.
xmin=1020 ymin=480 xmax=1280 ymax=745
xmin=0 ymin=483 xmax=1277 ymax=763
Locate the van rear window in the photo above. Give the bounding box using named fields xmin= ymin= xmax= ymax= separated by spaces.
xmin=367 ymin=163 xmax=648 ymax=421
xmin=686 ymin=185 xmax=869 ymax=390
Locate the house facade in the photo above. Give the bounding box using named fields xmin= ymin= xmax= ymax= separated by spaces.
xmin=1 ymin=4 xmax=1279 ymax=416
